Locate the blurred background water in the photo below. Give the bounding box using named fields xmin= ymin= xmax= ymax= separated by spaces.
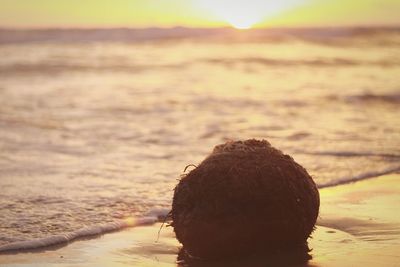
xmin=0 ymin=27 xmax=399 ymax=246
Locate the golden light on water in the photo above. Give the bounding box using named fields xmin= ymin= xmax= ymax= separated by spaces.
xmin=124 ymin=217 xmax=136 ymax=227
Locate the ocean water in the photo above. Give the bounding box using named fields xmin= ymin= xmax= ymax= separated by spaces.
xmin=0 ymin=27 xmax=399 ymax=251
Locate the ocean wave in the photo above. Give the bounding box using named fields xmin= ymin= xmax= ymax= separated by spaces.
xmin=1 ymin=163 xmax=399 ymax=253
xmin=318 ymin=165 xmax=400 ymax=188
xmin=1 ymin=57 xmax=399 ymax=75
xmin=344 ymin=93 xmax=400 ymax=104
xmin=1 ymin=27 xmax=399 ymax=44
xmin=0 ymin=209 xmax=169 ymax=253
xmin=295 ymin=150 xmax=400 ymax=158
xmin=325 ymin=93 xmax=400 ymax=105
xmin=203 ymin=57 xmax=400 ymax=68
xmin=0 ymin=62 xmax=185 ymax=75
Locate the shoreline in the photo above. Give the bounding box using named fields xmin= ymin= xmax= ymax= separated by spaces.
xmin=1 ymin=174 xmax=400 ymax=266
xmin=2 ymin=168 xmax=399 ymax=254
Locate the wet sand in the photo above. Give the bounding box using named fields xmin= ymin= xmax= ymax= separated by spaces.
xmin=1 ymin=174 xmax=400 ymax=267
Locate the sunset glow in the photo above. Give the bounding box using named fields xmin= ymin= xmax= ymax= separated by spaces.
xmin=0 ymin=0 xmax=399 ymax=28
xmin=194 ymin=0 xmax=307 ymax=29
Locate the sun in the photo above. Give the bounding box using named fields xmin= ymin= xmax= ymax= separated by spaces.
xmin=222 ymin=14 xmax=261 ymax=29
xmin=230 ymin=22 xmax=252 ymax=30
xmin=194 ymin=0 xmax=307 ymax=29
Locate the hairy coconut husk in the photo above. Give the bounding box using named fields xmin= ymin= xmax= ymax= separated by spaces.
xmin=172 ymin=139 xmax=319 ymax=260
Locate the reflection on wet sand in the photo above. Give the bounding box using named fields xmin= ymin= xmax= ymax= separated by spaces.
xmin=176 ymin=244 xmax=312 ymax=267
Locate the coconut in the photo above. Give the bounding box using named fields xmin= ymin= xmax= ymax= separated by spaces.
xmin=171 ymin=139 xmax=319 ymax=260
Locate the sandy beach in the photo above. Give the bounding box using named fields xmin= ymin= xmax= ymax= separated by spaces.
xmin=1 ymin=2 xmax=399 ymax=266
xmin=1 ymin=173 xmax=399 ymax=267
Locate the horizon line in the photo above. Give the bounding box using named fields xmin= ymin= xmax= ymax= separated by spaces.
xmin=1 ymin=24 xmax=400 ymax=31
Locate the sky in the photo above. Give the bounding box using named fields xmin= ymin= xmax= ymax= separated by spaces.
xmin=0 ymin=0 xmax=399 ymax=29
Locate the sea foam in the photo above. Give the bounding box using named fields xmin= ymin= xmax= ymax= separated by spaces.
xmin=0 ymin=209 xmax=169 ymax=253
xmin=319 ymin=165 xmax=400 ymax=188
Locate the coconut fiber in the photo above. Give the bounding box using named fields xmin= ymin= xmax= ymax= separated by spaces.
xmin=172 ymin=139 xmax=320 ymax=259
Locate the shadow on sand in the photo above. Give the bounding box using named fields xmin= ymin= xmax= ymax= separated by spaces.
xmin=176 ymin=243 xmax=318 ymax=267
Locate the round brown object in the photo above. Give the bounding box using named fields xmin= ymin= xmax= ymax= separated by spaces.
xmin=172 ymin=139 xmax=319 ymax=259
